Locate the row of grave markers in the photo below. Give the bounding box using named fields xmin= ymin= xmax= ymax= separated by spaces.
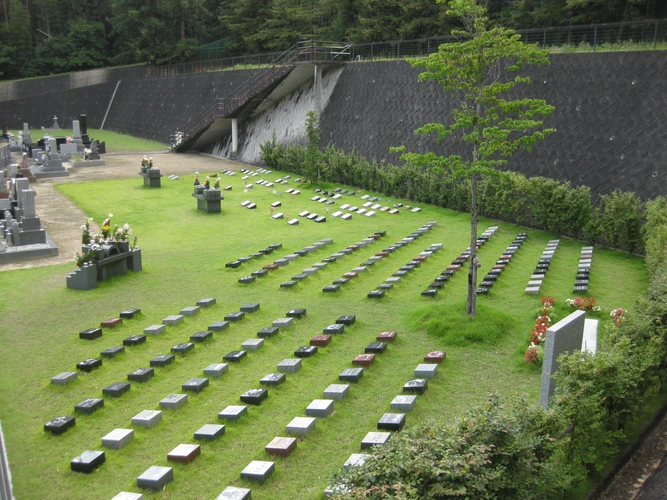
xmin=420 ymin=226 xmax=499 ymax=297
xmin=574 ymin=246 xmax=594 ymax=293
xmin=525 ymin=240 xmax=560 ymax=294
xmin=476 ymin=233 xmax=527 ymax=295
xmin=324 ymin=348 xmax=446 ymax=496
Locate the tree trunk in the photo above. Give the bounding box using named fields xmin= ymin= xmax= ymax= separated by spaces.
xmin=467 ymin=172 xmax=478 ymax=318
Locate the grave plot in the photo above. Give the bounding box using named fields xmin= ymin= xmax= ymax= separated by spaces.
xmin=235 ymin=239 xmax=334 ymax=285
xmin=525 ymin=240 xmax=560 ymax=295
xmin=477 ymin=232 xmax=526 ymax=295
xmin=423 ymin=225 xmax=499 ymax=297
xmin=225 ymin=243 xmax=283 ymax=269
xmin=344 ymin=223 xmax=435 ymax=298
xmin=573 ymin=246 xmax=594 ymax=293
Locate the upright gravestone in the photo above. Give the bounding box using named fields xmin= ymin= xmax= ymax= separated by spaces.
xmin=22 ymin=123 xmax=32 ymax=146
xmin=72 ymin=120 xmax=83 ymax=146
xmin=539 ymin=310 xmax=586 ymax=407
xmin=34 ymin=136 xmax=69 ymax=178
xmin=79 ymin=114 xmax=89 ymax=143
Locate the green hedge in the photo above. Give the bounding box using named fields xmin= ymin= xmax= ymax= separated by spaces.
xmin=261 ymin=140 xmax=647 ymax=254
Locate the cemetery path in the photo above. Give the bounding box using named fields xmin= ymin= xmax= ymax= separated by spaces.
xmin=1 ymin=151 xmax=239 ymax=272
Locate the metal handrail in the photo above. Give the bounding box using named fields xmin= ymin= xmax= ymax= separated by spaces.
xmin=177 ymin=40 xmax=351 ymax=146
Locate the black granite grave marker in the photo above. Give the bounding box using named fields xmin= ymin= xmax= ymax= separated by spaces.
xmin=324 ymin=324 xmax=344 ymax=335
xmin=103 ymin=382 xmax=131 ymax=398
xmin=240 ymin=303 xmax=260 ymax=313
xmin=225 ymin=261 xmax=242 ymax=269
xmin=294 ymin=346 xmax=318 ymax=358
xmin=377 ymin=413 xmax=406 ymax=432
xmin=150 ymin=354 xmax=175 ymax=367
xmin=252 ymin=269 xmax=268 ymax=278
xmin=281 ymin=281 xmax=297 ymax=288
xmin=77 ymin=358 xmax=102 ymax=372
xmin=286 ymin=308 xmax=306 ymax=318
xmin=128 ymin=368 xmax=154 ymax=383
xmin=123 ymin=334 xmax=146 ymax=346
xmin=225 ymin=312 xmax=245 ymax=322
xmin=368 ymin=290 xmax=385 ymax=298
xmin=44 ymin=416 xmax=75 ymax=435
xmin=70 ymin=450 xmax=105 ymax=473
xmin=337 ymin=315 xmax=356 ymax=326
xmin=240 ymin=388 xmax=268 ymax=405
xmin=171 ymin=342 xmax=195 ymax=354
xmin=120 ymin=308 xmax=141 ymax=319
xmin=182 ymin=378 xmax=209 ymax=393
xmin=403 ymin=379 xmax=428 ymax=394
xmin=79 ymin=328 xmax=102 ymax=340
xmin=339 ymin=367 xmax=364 ymax=383
xmin=257 ymin=327 xmax=279 ymax=338
xmin=190 ymin=331 xmax=213 ymax=342
xmin=100 ymin=346 xmax=125 ymax=358
xmin=365 ymin=342 xmax=387 ymax=354
xmin=223 ymin=350 xmax=247 ymax=362
xmin=74 ymin=398 xmax=104 ymax=415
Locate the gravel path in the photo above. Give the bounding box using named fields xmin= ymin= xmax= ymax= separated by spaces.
xmin=1 ymin=151 xmax=240 ymax=272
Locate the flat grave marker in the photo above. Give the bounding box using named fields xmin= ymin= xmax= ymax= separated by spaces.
xmin=167 ymin=444 xmax=201 ymax=464
xmin=218 ymin=405 xmax=248 ymax=422
xmin=159 ymin=393 xmax=188 ymax=410
xmin=265 ymin=437 xmax=297 ymax=457
xmin=131 ymin=410 xmax=162 ymax=428
xmin=70 ymin=450 xmax=105 ymax=473
xmin=136 ymin=466 xmax=173 ymax=491
xmin=103 ymin=382 xmax=130 ymax=398
xmin=102 ymin=428 xmax=134 ymax=450
xmin=74 ymin=398 xmax=104 ymax=415
xmin=240 ymin=461 xmax=275 ymax=484
xmin=286 ymin=417 xmax=316 ymax=436
xmin=194 ymin=424 xmax=225 ymax=441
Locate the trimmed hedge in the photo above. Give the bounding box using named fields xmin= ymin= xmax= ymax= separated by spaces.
xmin=261 ymin=140 xmax=647 ymax=254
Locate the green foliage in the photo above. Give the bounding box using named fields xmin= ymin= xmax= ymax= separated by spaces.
xmin=598 ymin=190 xmax=645 ymax=254
xmin=408 ymin=300 xmax=516 ymax=346
xmin=331 ymin=394 xmax=573 ymax=499
xmin=393 ymin=0 xmax=554 ymax=318
xmin=303 ymin=110 xmax=324 ymax=184
xmin=261 ymin=138 xmax=650 ymax=254
xmin=643 ymin=197 xmax=667 ymax=274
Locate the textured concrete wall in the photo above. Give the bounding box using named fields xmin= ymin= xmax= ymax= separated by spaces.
xmin=0 ymin=82 xmax=119 ymax=131
xmin=320 ymin=53 xmax=667 ymax=200
xmin=1 ymin=52 xmax=665 ymax=200
xmin=103 ymin=70 xmax=258 ymax=144
xmin=539 ymin=310 xmax=586 ymax=407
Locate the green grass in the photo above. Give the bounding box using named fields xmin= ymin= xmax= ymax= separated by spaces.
xmin=8 ymin=129 xmax=168 ymax=153
xmin=0 ymin=168 xmax=648 ymax=499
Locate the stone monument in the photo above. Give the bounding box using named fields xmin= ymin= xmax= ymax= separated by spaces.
xmin=33 ymin=136 xmax=69 ymax=178
xmin=539 ymin=310 xmax=586 ymax=407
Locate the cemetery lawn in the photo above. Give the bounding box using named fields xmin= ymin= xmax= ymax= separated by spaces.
xmin=0 ymin=165 xmax=647 ymax=500
xmin=14 ymin=128 xmax=168 ymax=153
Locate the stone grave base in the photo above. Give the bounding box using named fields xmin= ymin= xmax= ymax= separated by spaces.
xmin=71 ymin=160 xmax=106 ymax=168
xmin=0 ymin=232 xmax=59 ymax=264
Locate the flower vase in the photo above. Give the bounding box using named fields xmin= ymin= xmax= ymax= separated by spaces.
xmin=118 ymin=241 xmax=130 ymax=253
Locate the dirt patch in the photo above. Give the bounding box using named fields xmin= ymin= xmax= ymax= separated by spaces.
xmin=1 ymin=151 xmax=242 ymax=272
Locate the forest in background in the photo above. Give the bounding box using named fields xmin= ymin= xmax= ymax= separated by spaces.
xmin=0 ymin=0 xmax=665 ymax=81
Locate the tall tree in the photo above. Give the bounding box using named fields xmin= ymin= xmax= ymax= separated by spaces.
xmin=393 ymin=0 xmax=554 ymax=318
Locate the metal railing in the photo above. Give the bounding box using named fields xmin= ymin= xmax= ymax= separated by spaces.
xmin=176 ymin=40 xmax=350 ymax=147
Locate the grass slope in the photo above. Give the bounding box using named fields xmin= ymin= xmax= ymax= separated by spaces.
xmin=0 ymin=166 xmax=647 ymax=499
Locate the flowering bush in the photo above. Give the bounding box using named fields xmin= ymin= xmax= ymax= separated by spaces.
xmin=610 ymin=308 xmax=627 ymax=327
xmin=80 ymin=217 xmax=93 ymax=244
xmin=75 ymin=243 xmax=101 ymax=266
xmin=113 ymin=223 xmax=133 ymax=242
xmin=537 ymin=296 xmax=555 ymax=317
xmin=525 ymin=297 xmax=555 ymax=363
xmin=566 ymin=296 xmax=601 ymax=312
xmin=101 ymin=214 xmax=113 ymax=239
